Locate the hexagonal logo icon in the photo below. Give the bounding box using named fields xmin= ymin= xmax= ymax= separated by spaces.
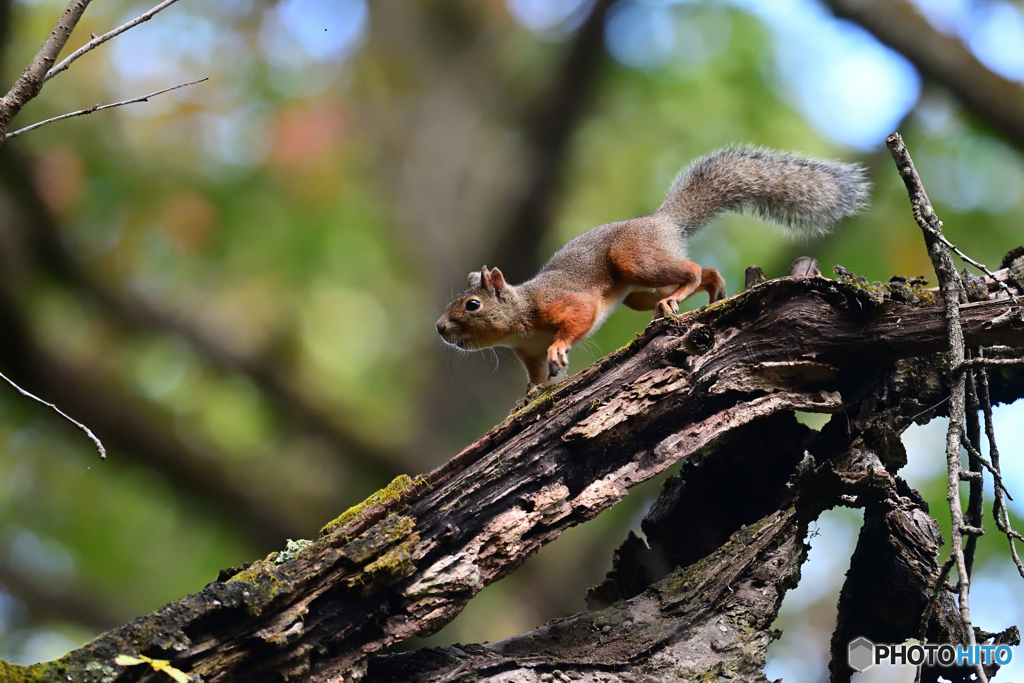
xmin=848 ymin=636 xmax=876 ymax=672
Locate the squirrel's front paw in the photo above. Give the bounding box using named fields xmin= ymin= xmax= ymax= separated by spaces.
xmin=546 ymin=343 xmax=570 ymax=379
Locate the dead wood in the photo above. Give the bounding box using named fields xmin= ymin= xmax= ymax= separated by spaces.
xmin=2 ymin=262 xmax=1022 ymax=683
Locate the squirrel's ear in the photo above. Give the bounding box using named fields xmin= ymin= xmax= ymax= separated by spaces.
xmin=480 ymin=266 xmax=495 ymax=294
xmin=489 ymin=267 xmax=506 ymax=291
xmin=467 ymin=270 xmax=482 ymax=288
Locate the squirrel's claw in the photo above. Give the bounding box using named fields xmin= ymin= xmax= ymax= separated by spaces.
xmin=655 ymin=298 xmax=680 ymax=319
xmin=546 ymin=343 xmax=570 ymax=379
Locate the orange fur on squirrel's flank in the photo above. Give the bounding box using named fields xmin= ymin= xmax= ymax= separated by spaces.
xmin=436 ymin=146 xmax=870 ymax=390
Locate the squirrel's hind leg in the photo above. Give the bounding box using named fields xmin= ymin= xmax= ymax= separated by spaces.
xmin=622 ymin=290 xmax=662 ymax=311
xmin=654 ymin=265 xmax=728 ymax=316
xmin=611 ymin=253 xmax=703 ymax=317
xmin=619 ymin=267 xmax=727 ymax=317
xmin=609 ymin=234 xmax=711 ymax=315
xmin=700 ymin=267 xmax=727 ymax=303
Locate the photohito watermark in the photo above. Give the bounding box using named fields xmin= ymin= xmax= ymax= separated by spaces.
xmin=848 ymin=637 xmax=1014 ymax=672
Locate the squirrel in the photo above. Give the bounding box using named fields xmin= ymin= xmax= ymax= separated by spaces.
xmin=436 ymin=146 xmax=870 ymax=387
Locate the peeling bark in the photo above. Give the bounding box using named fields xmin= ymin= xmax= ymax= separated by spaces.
xmin=2 ymin=265 xmax=1022 ymax=683
xmin=368 ymin=508 xmax=805 ymax=682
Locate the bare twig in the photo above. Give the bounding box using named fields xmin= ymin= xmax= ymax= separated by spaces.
xmin=898 ymin=395 xmax=950 ymax=432
xmin=4 ymin=77 xmax=207 ymax=139
xmin=925 ymin=227 xmax=1021 ymax=305
xmin=0 ymin=0 xmax=193 ymax=142
xmin=976 ymin=351 xmax=1024 ymax=579
xmin=0 ymin=284 xmax=314 ymax=545
xmin=919 ymin=553 xmax=957 ymax=643
xmin=887 ymin=132 xmax=986 ymax=682
xmin=962 ymin=439 xmax=1015 ymax=501
xmin=0 ymin=0 xmax=94 ymax=135
xmin=45 ymin=0 xmax=184 ymax=83
xmin=0 ymin=370 xmax=105 ymax=459
xmin=0 ymin=142 xmax=407 ymax=480
xmin=957 ymin=357 xmax=1024 ymax=369
xmin=983 ymin=345 xmax=1020 ymax=354
xmin=964 ymin=362 xmax=983 ymax=578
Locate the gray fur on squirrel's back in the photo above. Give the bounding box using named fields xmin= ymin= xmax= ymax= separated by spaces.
xmin=659 ymin=146 xmax=871 ymax=236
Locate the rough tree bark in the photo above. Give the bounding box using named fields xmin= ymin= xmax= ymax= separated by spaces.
xmin=1 ymin=255 xmax=1022 ymax=683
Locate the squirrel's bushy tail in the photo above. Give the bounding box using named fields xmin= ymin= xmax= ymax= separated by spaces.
xmin=659 ymin=146 xmax=870 ymax=236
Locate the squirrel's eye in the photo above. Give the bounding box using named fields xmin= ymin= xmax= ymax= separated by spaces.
xmin=465 ymin=299 xmax=482 ymax=312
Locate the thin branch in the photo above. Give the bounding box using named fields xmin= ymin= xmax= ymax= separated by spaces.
xmin=898 ymin=395 xmax=950 ymax=432
xmin=957 ymin=356 xmax=1024 ymax=369
xmin=976 ymin=351 xmax=1024 ymax=579
xmin=925 ymin=226 xmax=1021 ymax=305
xmin=983 ymin=345 xmax=1020 ymax=354
xmin=962 ymin=439 xmax=1015 ymax=501
xmin=964 ymin=361 xmax=983 ymax=578
xmin=0 ymin=370 xmax=104 ymax=459
xmin=0 ymin=285 xmax=316 ymax=546
xmin=5 ymin=77 xmax=207 ymax=139
xmin=44 ymin=0 xmax=184 ymax=83
xmin=0 ymin=0 xmax=93 ymax=133
xmin=919 ymin=553 xmax=957 ymax=643
xmin=887 ymin=132 xmax=987 ymax=682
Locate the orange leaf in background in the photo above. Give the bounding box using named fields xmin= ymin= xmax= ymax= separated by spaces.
xmin=269 ymin=103 xmax=347 ymax=200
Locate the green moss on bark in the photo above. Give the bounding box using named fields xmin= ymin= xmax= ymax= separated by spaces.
xmin=320 ymin=474 xmax=416 ymax=538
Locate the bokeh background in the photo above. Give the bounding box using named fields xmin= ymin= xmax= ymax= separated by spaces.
xmin=0 ymin=0 xmax=1022 ymax=680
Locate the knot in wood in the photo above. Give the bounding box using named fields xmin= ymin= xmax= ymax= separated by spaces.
xmin=680 ymin=324 xmax=715 ymax=355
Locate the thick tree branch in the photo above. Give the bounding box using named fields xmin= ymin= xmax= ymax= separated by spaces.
xmin=369 ymin=508 xmax=805 ymax=682
xmin=2 ymin=264 xmax=1020 ymax=682
xmin=0 ymin=0 xmax=92 ymax=137
xmin=822 ymin=0 xmax=1024 ymax=150
xmin=43 ymin=0 xmax=183 ymax=83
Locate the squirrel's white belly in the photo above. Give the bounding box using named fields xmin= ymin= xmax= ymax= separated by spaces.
xmin=589 ymin=295 xmax=623 ymax=336
xmin=588 ymin=288 xmax=635 ymax=338
xmin=500 ymin=329 xmax=555 ymax=353
xmin=595 ymin=285 xmax=673 ymax=333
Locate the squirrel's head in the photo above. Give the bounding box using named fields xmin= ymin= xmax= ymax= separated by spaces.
xmin=436 ymin=266 xmax=523 ymax=349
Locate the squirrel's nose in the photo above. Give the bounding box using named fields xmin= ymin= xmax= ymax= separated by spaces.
xmin=436 ymin=319 xmax=447 ymax=336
